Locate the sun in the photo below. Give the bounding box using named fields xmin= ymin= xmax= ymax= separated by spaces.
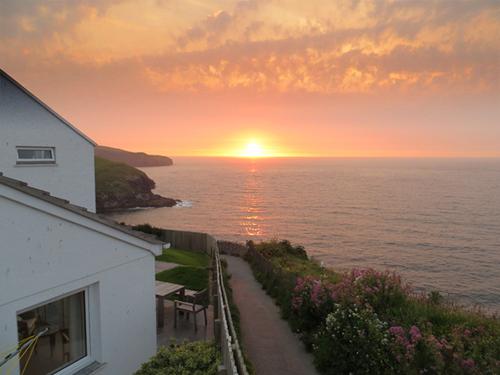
xmin=242 ymin=142 xmax=265 ymax=157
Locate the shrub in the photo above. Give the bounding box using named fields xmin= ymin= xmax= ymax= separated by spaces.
xmin=389 ymin=323 xmax=500 ymax=375
xmin=252 ymin=238 xmax=308 ymax=261
xmin=289 ymin=276 xmax=336 ymax=339
xmin=314 ymin=304 xmax=394 ymax=375
xmin=129 ymin=223 xmax=164 ymax=239
xmin=134 ymin=338 xmax=221 ymax=375
xmin=331 ymin=268 xmax=412 ymax=317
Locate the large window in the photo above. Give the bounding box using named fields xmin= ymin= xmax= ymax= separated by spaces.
xmin=16 ymin=147 xmax=55 ymax=164
xmin=17 ymin=291 xmax=87 ymax=375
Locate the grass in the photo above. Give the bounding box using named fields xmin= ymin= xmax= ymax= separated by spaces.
xmin=269 ymin=254 xmax=342 ymax=281
xmin=156 ymin=248 xmax=210 ymax=268
xmin=95 ymin=156 xmax=149 ymax=194
xmin=156 ymin=266 xmax=209 ymax=292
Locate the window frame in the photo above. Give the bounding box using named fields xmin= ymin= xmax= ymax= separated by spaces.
xmin=16 ymin=288 xmax=94 ymax=375
xmin=16 ymin=147 xmax=56 ymax=165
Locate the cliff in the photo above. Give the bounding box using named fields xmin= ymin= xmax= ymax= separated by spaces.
xmin=95 ymin=156 xmax=179 ymax=213
xmin=95 ymin=146 xmax=173 ymax=167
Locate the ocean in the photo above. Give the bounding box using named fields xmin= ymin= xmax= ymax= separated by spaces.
xmin=104 ymin=157 xmax=500 ymax=312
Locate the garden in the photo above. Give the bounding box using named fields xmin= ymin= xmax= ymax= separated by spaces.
xmin=245 ymin=239 xmax=500 ymax=375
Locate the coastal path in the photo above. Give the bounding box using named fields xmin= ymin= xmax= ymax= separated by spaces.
xmin=221 ymin=255 xmax=320 ymax=375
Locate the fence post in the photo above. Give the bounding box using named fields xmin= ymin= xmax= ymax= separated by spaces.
xmin=213 ymin=294 xmax=219 ymax=320
xmin=215 ymin=318 xmax=221 ymax=345
xmin=217 ymin=365 xmax=228 ymax=375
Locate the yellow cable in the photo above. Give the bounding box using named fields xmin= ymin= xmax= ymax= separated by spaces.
xmin=5 ymin=336 xmax=38 ymax=375
xmin=20 ymin=337 xmax=37 ymax=375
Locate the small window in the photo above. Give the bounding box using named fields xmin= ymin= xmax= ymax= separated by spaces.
xmin=17 ymin=291 xmax=87 ymax=375
xmin=16 ymin=147 xmax=55 ymax=164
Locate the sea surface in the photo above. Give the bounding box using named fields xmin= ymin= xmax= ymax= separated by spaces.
xmin=105 ymin=157 xmax=500 ymax=311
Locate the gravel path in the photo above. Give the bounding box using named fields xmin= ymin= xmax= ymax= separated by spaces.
xmin=221 ymin=255 xmax=320 ymax=375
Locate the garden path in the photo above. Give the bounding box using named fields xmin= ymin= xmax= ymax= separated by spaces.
xmin=221 ymin=255 xmax=320 ymax=375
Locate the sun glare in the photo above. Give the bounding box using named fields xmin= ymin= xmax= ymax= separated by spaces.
xmin=241 ymin=142 xmax=266 ymax=157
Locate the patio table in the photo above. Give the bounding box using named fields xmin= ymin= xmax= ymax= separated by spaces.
xmin=155 ymin=281 xmax=185 ymax=327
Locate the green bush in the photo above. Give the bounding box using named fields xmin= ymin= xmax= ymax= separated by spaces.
xmin=129 ymin=223 xmax=164 ymax=240
xmin=134 ymin=338 xmax=220 ymax=375
xmin=252 ymin=238 xmax=308 ymax=261
xmin=314 ymin=304 xmax=394 ymax=375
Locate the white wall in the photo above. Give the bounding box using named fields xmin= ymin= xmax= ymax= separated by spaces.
xmin=0 ymin=72 xmax=96 ymax=212
xmin=0 ymin=186 xmax=161 ymax=375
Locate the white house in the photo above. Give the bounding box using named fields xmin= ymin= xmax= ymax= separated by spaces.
xmin=0 ymin=69 xmax=163 ymax=375
xmin=0 ymin=69 xmax=96 ymax=212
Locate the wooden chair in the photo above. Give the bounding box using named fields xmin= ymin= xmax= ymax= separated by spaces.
xmin=174 ymin=289 xmax=207 ymax=332
xmin=175 ymin=288 xmax=197 ymax=302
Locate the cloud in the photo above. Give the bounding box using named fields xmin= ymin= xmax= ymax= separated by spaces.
xmin=0 ymin=0 xmax=120 ymax=39
xmin=186 ymin=26 xmax=206 ymax=41
xmin=1 ymin=0 xmax=498 ymax=96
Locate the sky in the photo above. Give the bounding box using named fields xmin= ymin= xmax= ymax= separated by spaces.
xmin=1 ymin=0 xmax=499 ymax=157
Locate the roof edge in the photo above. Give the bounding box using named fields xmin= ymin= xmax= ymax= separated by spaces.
xmin=0 ymin=172 xmax=164 ymax=250
xmin=0 ymin=68 xmax=98 ymax=147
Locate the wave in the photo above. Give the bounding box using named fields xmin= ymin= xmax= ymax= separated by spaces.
xmin=174 ymin=200 xmax=194 ymax=208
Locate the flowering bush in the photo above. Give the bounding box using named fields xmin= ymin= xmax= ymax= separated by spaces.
xmin=332 ymin=268 xmax=412 ymax=315
xmin=313 ymin=304 xmax=394 ymax=374
xmin=389 ymin=324 xmax=500 ymax=374
xmin=289 ymin=268 xmax=412 ymax=336
xmin=288 ymin=276 xmax=336 ymax=346
xmin=246 ymin=241 xmax=500 ymax=375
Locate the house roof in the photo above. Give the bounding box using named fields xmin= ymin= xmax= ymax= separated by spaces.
xmin=0 ymin=172 xmax=164 ymax=247
xmin=0 ymin=69 xmax=97 ymax=147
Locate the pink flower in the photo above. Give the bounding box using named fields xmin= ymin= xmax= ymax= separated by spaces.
xmin=465 ymin=330 xmax=471 ymax=336
xmin=477 ymin=326 xmax=484 ymax=332
xmin=460 ymin=359 xmax=475 ymax=371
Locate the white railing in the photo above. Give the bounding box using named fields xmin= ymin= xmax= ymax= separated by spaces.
xmin=214 ymin=253 xmax=249 ymax=375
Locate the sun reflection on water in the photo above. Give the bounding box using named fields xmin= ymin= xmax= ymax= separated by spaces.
xmin=237 ymin=163 xmax=266 ymax=236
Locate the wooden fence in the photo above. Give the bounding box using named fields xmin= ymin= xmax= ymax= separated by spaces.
xmin=160 ymin=229 xmax=216 ymax=258
xmin=246 ymin=242 xmax=299 ymax=293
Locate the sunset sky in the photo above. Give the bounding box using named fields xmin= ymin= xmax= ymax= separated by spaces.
xmin=1 ymin=0 xmax=499 ymax=157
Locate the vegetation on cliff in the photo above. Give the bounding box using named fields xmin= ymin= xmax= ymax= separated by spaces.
xmin=245 ymin=239 xmax=500 ymax=375
xmin=95 ymin=146 xmax=173 ymax=167
xmin=95 ymin=156 xmax=179 ymax=212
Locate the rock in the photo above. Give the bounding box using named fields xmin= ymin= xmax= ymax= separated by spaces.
xmin=95 ymin=156 xmax=180 ymax=213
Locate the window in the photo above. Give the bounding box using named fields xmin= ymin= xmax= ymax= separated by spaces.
xmin=16 ymin=147 xmax=55 ymax=164
xmin=17 ymin=291 xmax=87 ymax=375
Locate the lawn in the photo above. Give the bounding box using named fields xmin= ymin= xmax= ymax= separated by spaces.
xmin=155 ymin=266 xmax=209 ymax=292
xmin=156 ymin=248 xmax=210 ymax=269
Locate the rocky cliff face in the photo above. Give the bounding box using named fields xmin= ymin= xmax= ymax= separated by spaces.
xmin=95 ymin=156 xmax=180 ymax=213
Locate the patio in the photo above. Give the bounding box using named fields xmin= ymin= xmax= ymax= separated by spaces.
xmin=155 ymin=261 xmax=214 ymax=349
xmin=156 ymin=299 xmax=214 ymax=349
